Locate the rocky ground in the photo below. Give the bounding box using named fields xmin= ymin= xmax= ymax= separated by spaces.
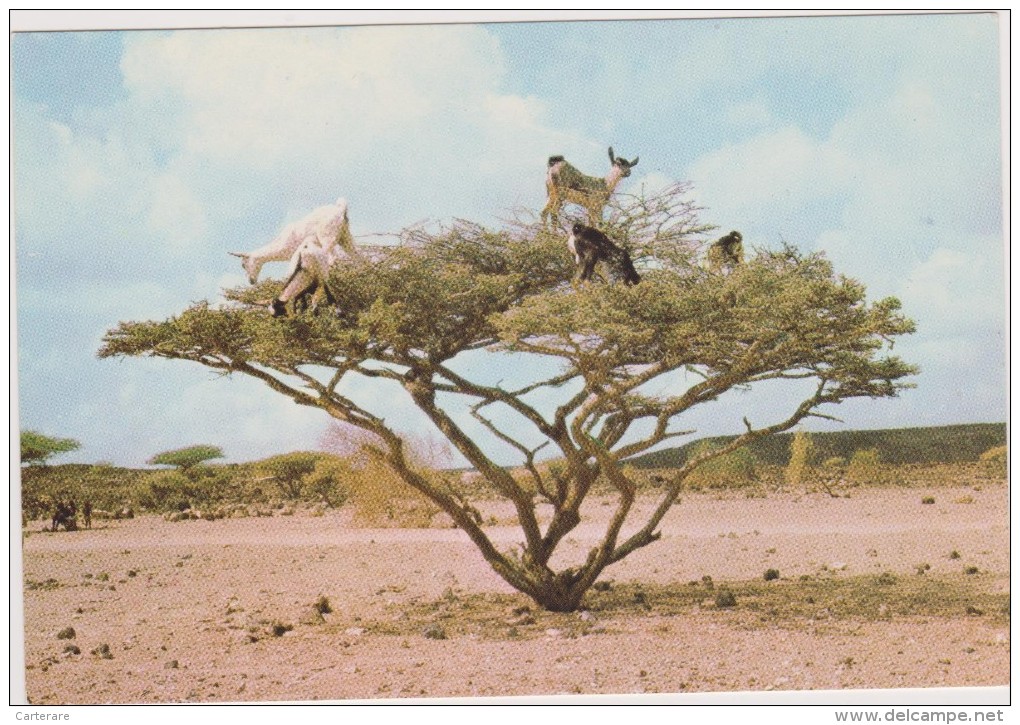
xmin=18 ymin=483 xmax=1009 ymax=704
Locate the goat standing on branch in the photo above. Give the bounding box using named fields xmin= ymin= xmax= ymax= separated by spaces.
xmin=230 ymin=197 xmax=355 ymax=284
xmin=541 ymin=147 xmax=639 ymax=228
xmin=568 ymin=223 xmax=641 ymax=286
xmin=269 ymin=241 xmax=348 ymax=318
xmin=707 ymin=230 xmax=744 ymax=273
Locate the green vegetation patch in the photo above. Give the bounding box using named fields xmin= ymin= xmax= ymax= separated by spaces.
xmin=628 ymin=423 xmax=1006 ymax=469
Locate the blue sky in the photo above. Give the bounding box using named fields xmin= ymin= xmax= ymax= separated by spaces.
xmin=12 ymin=12 xmax=1006 ymax=467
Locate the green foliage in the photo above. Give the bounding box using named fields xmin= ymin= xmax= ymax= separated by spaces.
xmin=785 ymin=430 xmax=815 ymax=488
xmin=148 ymin=444 xmax=224 ymax=470
xmin=143 ymin=470 xmax=199 ymax=512
xmin=685 ymin=441 xmax=758 ymax=490
xmin=303 ymin=457 xmax=350 ymax=507
xmin=258 ymin=451 xmax=326 ymax=500
xmin=628 ymin=423 xmax=1007 ymax=469
xmin=98 ymin=184 xmax=919 ymax=612
xmin=20 ymin=430 xmax=80 ymax=466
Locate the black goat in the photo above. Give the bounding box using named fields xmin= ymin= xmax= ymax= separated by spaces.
xmin=567 ymin=223 xmax=641 ymax=286
xmin=707 ymin=231 xmax=744 ymax=273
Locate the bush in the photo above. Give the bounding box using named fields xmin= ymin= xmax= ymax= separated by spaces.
xmin=979 ymin=445 xmax=1007 ymax=478
xmin=821 ymin=457 xmax=847 ymax=471
xmin=143 ymin=471 xmax=199 ymax=512
xmin=346 ymin=456 xmax=439 ymax=528
xmin=303 ymin=457 xmax=350 ymax=507
xmin=715 ymin=590 xmax=737 ymax=608
xmin=846 ymin=448 xmax=884 ymax=486
xmin=785 ymin=430 xmax=815 ymax=488
xmin=258 ymin=452 xmax=325 ymax=500
xmin=686 ymin=442 xmax=757 ymax=490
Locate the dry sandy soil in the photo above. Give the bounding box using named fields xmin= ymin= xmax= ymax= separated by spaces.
xmin=19 ymin=483 xmax=1009 ymax=704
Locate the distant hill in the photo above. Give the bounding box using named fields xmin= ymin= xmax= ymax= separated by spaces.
xmin=625 ymin=423 xmax=1007 ymax=469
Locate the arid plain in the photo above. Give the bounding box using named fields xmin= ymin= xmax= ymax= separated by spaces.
xmin=21 ymin=481 xmax=1009 ymax=703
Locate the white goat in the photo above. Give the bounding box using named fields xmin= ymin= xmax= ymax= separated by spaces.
xmin=269 ymin=241 xmax=349 ymax=318
xmin=541 ymin=147 xmax=639 ymax=228
xmin=231 ymin=197 xmax=355 ymax=284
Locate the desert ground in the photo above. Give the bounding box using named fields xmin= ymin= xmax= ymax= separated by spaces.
xmin=20 ymin=483 xmax=1009 ymax=704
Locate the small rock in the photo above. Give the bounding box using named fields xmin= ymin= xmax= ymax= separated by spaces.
xmin=91 ymin=643 xmax=113 ymax=660
xmin=544 ymin=628 xmax=563 ymax=638
xmin=270 ymin=622 xmax=293 ymax=637
xmin=62 ymin=645 xmax=80 ymax=656
xmin=344 ymin=627 xmax=365 ymax=637
xmin=578 ymin=611 xmax=596 ymax=622
xmin=301 ymin=608 xmax=325 ymax=626
xmin=422 ymin=625 xmax=446 ymax=640
xmin=56 ymin=627 xmax=76 ymax=640
xmin=164 ymin=660 xmax=179 ymax=669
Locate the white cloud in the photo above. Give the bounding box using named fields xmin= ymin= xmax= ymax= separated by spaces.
xmin=146 ymin=172 xmax=208 ymax=246
xmin=899 ymin=244 xmax=1005 ymax=333
xmin=119 ymin=26 xmax=505 ymax=165
xmin=688 ymin=126 xmax=856 ymax=242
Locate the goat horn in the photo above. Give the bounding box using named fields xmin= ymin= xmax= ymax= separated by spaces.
xmin=228 ymin=252 xmax=247 ymax=258
xmin=630 ymin=156 xmax=639 ymax=166
xmin=608 ymin=147 xmax=615 ymax=162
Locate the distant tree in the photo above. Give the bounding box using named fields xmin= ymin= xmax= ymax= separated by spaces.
xmin=20 ymin=430 xmax=81 ymax=466
xmin=258 ymin=452 xmax=322 ymax=499
xmin=100 ymin=185 xmax=917 ymax=612
xmin=148 ymin=444 xmax=224 ymax=471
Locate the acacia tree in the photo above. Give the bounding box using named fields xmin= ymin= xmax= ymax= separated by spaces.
xmin=148 ymin=444 xmax=224 ymax=471
xmin=100 ymin=186 xmax=916 ymax=611
xmin=20 ymin=430 xmax=81 ymax=466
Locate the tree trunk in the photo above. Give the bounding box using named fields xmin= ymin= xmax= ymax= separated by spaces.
xmin=529 ymin=585 xmax=587 ymax=612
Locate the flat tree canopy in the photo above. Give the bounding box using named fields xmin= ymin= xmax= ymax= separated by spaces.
xmin=20 ymin=430 xmax=81 ymax=466
xmin=148 ymin=444 xmax=225 ymax=471
xmin=100 ymin=186 xmax=916 ymax=611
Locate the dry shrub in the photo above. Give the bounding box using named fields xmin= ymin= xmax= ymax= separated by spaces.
xmin=322 ymin=423 xmax=442 ymax=528
xmin=979 ymin=445 xmax=1007 ymax=478
xmin=846 ymin=448 xmax=886 ymax=486
xmin=785 ymin=430 xmax=815 ymax=488
xmin=344 ymin=456 xmax=438 ymax=528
